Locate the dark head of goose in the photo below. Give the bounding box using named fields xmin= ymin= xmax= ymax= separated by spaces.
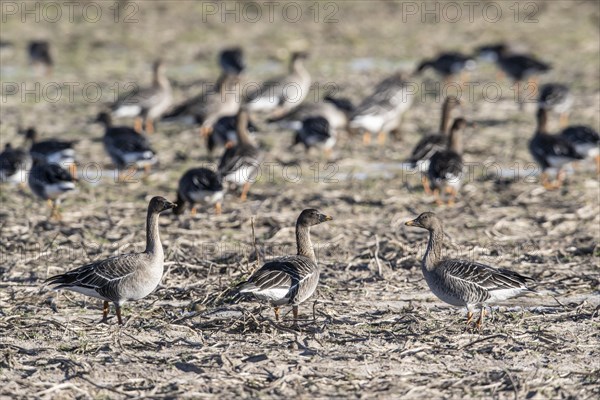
xmin=405 ymin=212 xmax=442 ymax=231
xmin=149 ymin=196 xmax=177 ymax=214
xmin=297 ymin=209 xmax=333 ymax=227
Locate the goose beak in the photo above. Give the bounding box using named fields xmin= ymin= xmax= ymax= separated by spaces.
xmin=166 ymin=201 xmax=177 ymax=210
xmin=405 ymin=219 xmax=417 ymax=227
xmin=321 ymin=214 xmax=333 ymax=222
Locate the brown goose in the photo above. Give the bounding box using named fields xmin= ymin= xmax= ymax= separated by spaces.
xmin=405 ymin=212 xmax=536 ymax=329
xmin=239 ymin=209 xmax=332 ymax=324
xmin=45 ymin=197 xmax=176 ymax=324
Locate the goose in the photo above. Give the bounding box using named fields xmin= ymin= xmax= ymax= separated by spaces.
xmin=173 ymin=168 xmax=224 ymax=215
xmin=476 ymin=43 xmax=550 ymax=107
xmin=407 ymin=96 xmax=462 ymax=193
xmin=529 ymin=108 xmax=583 ymax=189
xmin=45 ymin=196 xmax=176 ymax=324
xmin=218 ymin=108 xmax=262 ymax=201
xmin=427 ymin=118 xmax=468 ymax=205
xmin=292 ymin=116 xmax=335 ymax=158
xmin=560 ymin=125 xmax=600 ymax=173
xmin=349 ymin=72 xmax=415 ymax=145
xmin=95 ymin=112 xmax=157 ymax=179
xmin=219 ymin=47 xmax=246 ymax=76
xmin=111 ymin=59 xmax=173 ymax=134
xmin=405 ymin=212 xmax=536 ymax=329
xmin=207 ymin=113 xmax=259 ymax=157
xmin=23 ymin=127 xmax=77 ymax=176
xmin=538 ymin=83 xmax=573 ymax=128
xmin=28 ymin=40 xmax=53 ymax=76
xmin=414 ymin=52 xmax=476 ymax=83
xmin=28 ymin=160 xmax=76 ymax=220
xmin=0 ymin=143 xmax=32 ymax=184
xmin=245 ymin=52 xmax=311 ymax=118
xmin=239 ymin=209 xmax=332 ymax=323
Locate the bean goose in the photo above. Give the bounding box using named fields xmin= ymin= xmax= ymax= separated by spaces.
xmin=538 ymin=83 xmax=573 ymax=128
xmin=239 ymin=209 xmax=332 ymax=323
xmin=28 ymin=40 xmax=53 ymax=76
xmin=207 ymin=114 xmax=258 ymax=157
xmin=23 ymin=127 xmax=77 ymax=176
xmin=415 ymin=52 xmax=476 ymax=83
xmin=476 ymin=43 xmax=550 ymax=108
xmin=529 ymin=108 xmax=582 ymax=189
xmin=0 ymin=143 xmax=32 ymax=184
xmin=560 ymin=125 xmax=600 ymax=173
xmin=245 ymin=52 xmax=311 ymax=118
xmin=405 ymin=212 xmax=536 ymax=329
xmin=45 ymin=196 xmax=176 ymax=324
xmin=427 ymin=118 xmax=467 ymax=205
xmin=218 ymin=108 xmax=262 ymax=201
xmin=173 ymin=168 xmax=224 ymax=215
xmin=96 ymin=112 xmax=157 ymax=179
xmin=28 ymin=160 xmax=76 ymax=220
xmin=111 ymin=59 xmax=173 ymax=134
xmin=292 ymin=116 xmax=335 ymax=158
xmin=408 ymin=96 xmax=462 ymax=195
xmin=349 ymin=72 xmax=415 ymax=145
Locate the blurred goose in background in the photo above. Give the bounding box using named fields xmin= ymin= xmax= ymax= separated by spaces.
xmin=238 ymin=209 xmax=332 ymax=324
xmin=163 ymin=73 xmax=241 ymax=137
xmin=538 ymin=83 xmax=573 ymax=128
xmin=207 ymin=113 xmax=259 ymax=157
xmin=427 ymin=118 xmax=468 ymax=205
xmin=245 ymin=52 xmax=311 ymax=118
xmin=560 ymin=125 xmax=600 ymax=173
xmin=96 ymin=112 xmax=157 ymax=179
xmin=476 ymin=43 xmax=550 ymax=108
xmin=0 ymin=143 xmax=32 ymax=184
xmin=173 ymin=168 xmax=224 ymax=215
xmin=405 ymin=212 xmax=536 ymax=329
xmin=529 ymin=108 xmax=583 ymax=189
xmin=267 ymin=94 xmax=354 ymax=134
xmin=408 ymin=96 xmax=462 ymax=194
xmin=45 ymin=196 xmax=176 ymax=324
xmin=28 ymin=40 xmax=53 ymax=76
xmin=292 ymin=116 xmax=336 ymax=158
xmin=28 ymin=160 xmax=76 ymax=220
xmin=349 ymin=72 xmax=415 ymax=145
xmin=414 ymin=52 xmax=476 ymax=84
xmin=111 ymin=59 xmax=173 ymax=134
xmin=23 ymin=128 xmax=77 ymax=176
xmin=218 ymin=108 xmax=262 ymax=201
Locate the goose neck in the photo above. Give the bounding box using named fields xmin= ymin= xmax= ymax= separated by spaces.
xmin=145 ymin=209 xmax=164 ymax=258
xmin=296 ymin=223 xmax=316 ymax=262
xmin=423 ymin=228 xmax=444 ymax=272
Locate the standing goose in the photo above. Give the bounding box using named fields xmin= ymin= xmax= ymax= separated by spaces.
xmin=292 ymin=116 xmax=336 ymax=158
xmin=45 ymin=196 xmax=176 ymax=324
xmin=414 ymin=52 xmax=476 ymax=84
xmin=111 ymin=59 xmax=173 ymax=134
xmin=476 ymin=43 xmax=550 ymax=108
xmin=23 ymin=127 xmax=77 ymax=176
xmin=529 ymin=108 xmax=583 ymax=189
xmin=408 ymin=96 xmax=462 ymax=194
xmin=0 ymin=143 xmax=32 ymax=184
xmin=538 ymin=83 xmax=573 ymax=128
xmin=207 ymin=113 xmax=259 ymax=157
xmin=427 ymin=118 xmax=468 ymax=205
xmin=218 ymin=108 xmax=262 ymax=201
xmin=173 ymin=168 xmax=224 ymax=215
xmin=239 ymin=209 xmax=332 ymax=323
xmin=245 ymin=52 xmax=311 ymax=117
xmin=28 ymin=160 xmax=76 ymax=220
xmin=405 ymin=212 xmax=536 ymax=329
xmin=560 ymin=125 xmax=600 ymax=173
xmin=96 ymin=112 xmax=157 ymax=179
xmin=349 ymin=72 xmax=415 ymax=145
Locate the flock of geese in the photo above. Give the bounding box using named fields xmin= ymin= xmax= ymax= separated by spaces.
xmin=2 ymin=41 xmax=599 ymax=330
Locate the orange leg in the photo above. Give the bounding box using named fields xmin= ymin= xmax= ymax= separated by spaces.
xmin=134 ymin=117 xmax=143 ymax=133
xmin=476 ymin=308 xmax=486 ymax=330
xmin=68 ymin=164 xmax=77 ymax=179
xmin=421 ymin=176 xmax=432 ymax=195
xmin=362 ymin=131 xmax=372 ymax=146
xmin=274 ymin=306 xmax=280 ymax=322
xmin=559 ymin=113 xmax=569 ymax=128
xmin=595 ymin=155 xmax=600 ymax=175
xmin=466 ymin=310 xmax=474 ymax=325
xmin=541 ymin=172 xmax=557 ymax=190
xmin=190 ymin=206 xmax=197 ymax=216
xmin=446 ymin=187 xmax=458 ymax=206
xmin=200 ymin=125 xmax=213 ymax=138
xmin=240 ymin=182 xmax=251 ymax=201
xmin=101 ymin=301 xmax=110 ymax=323
xmin=145 ymin=119 xmax=154 ymax=134
xmin=215 ymin=202 xmax=222 ymax=215
xmin=433 ymin=188 xmax=443 ymax=206
xmin=376 ymin=131 xmax=386 ymax=146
